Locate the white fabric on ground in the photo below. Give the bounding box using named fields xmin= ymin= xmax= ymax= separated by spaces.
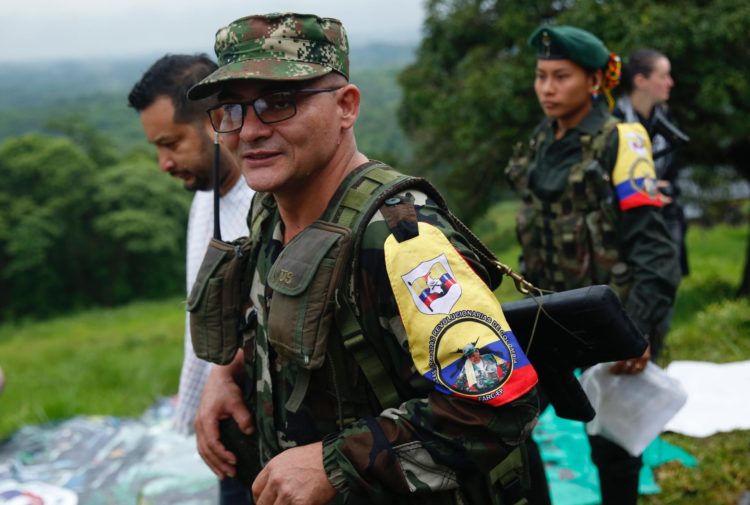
xmin=664 ymin=360 xmax=750 ymax=437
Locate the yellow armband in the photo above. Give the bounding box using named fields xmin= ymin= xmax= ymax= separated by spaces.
xmin=612 ymin=123 xmax=662 ymax=211
xmin=384 ymin=223 xmax=537 ymax=406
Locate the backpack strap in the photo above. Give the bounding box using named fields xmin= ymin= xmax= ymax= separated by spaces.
xmin=326 ymin=161 xmax=532 ymax=408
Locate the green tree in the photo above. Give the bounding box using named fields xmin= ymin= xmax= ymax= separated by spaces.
xmin=0 ymin=134 xmax=98 ymax=319
xmin=399 ymin=0 xmax=750 ymax=225
xmin=353 ymin=67 xmax=413 ymax=166
xmin=0 ymin=134 xmax=191 ymax=321
xmin=44 ymin=115 xmax=119 ymax=168
xmin=91 ymin=155 xmax=191 ymax=303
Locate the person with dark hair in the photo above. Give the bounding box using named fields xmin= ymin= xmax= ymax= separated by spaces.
xmin=505 ymin=26 xmax=680 ymax=505
xmin=615 ymin=49 xmax=688 ymax=357
xmin=129 ymin=54 xmax=254 ymax=504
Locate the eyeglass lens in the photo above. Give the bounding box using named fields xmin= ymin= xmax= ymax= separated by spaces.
xmin=208 ymin=88 xmax=341 ymax=133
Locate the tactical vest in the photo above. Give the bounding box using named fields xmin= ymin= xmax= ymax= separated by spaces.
xmin=190 ymin=161 xmax=529 ymax=505
xmin=505 ymin=118 xmax=624 ymax=293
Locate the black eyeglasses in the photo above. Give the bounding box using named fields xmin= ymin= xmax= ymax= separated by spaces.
xmin=206 ymin=87 xmax=343 ymax=133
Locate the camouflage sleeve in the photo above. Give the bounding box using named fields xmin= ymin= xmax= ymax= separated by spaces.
xmin=603 ymin=134 xmax=680 ymax=335
xmin=322 ymin=189 xmax=539 ymax=501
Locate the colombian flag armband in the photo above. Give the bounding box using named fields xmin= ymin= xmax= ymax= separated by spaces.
xmin=612 ymin=123 xmax=663 ymax=211
xmin=384 ymin=223 xmax=537 ymax=407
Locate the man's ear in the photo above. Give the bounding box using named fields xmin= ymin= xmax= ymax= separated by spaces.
xmin=200 ymin=115 xmax=215 ymax=137
xmin=337 ymin=83 xmax=360 ymax=130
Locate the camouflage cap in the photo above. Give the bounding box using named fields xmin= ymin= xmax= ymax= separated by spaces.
xmin=188 ymin=12 xmax=349 ymax=100
xmin=528 ymin=25 xmax=610 ymax=70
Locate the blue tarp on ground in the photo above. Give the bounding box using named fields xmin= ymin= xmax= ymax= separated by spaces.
xmin=0 ymin=398 xmax=696 ymax=504
xmin=0 ymin=399 xmax=217 ymax=505
xmin=534 ymin=407 xmax=697 ymax=505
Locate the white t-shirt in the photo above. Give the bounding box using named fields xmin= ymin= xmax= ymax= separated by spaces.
xmin=173 ymin=176 xmax=253 ymax=435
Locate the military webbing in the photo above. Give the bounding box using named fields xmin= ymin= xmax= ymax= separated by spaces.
xmin=323 ymin=162 xmax=423 ymax=412
xmin=247 ymin=161 xmax=527 ymax=504
xmin=326 ymin=163 xmax=528 ymax=505
xmin=507 ymin=117 xmax=621 ymax=290
xmin=318 ymin=161 xmax=512 ymax=410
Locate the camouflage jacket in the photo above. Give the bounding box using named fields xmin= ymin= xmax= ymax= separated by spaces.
xmin=242 ymin=174 xmax=539 ymax=504
xmin=506 ymin=102 xmax=679 ymax=336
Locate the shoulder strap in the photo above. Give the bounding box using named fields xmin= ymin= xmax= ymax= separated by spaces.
xmin=326 ymin=162 xmax=524 ymax=410
xmin=325 ymin=162 xmax=418 ymax=410
xmin=329 ymin=164 xmax=529 ymax=501
xmin=592 ymin=116 xmax=620 ymax=159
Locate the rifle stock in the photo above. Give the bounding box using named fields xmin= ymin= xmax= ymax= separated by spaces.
xmin=501 ymin=285 xmax=647 ymax=421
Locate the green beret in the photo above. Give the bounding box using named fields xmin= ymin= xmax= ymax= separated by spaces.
xmin=189 ymin=12 xmax=349 ymax=100
xmin=528 ymin=25 xmax=610 ymax=70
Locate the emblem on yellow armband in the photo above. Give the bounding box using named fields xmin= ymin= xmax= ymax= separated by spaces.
xmin=402 ymin=254 xmax=462 ymax=315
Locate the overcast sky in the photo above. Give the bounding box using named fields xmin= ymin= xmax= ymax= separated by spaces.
xmin=0 ymin=0 xmax=426 ymax=62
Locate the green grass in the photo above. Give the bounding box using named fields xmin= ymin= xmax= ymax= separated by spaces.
xmin=0 ymin=298 xmax=184 ymax=438
xmin=642 ymin=223 xmax=750 ymax=505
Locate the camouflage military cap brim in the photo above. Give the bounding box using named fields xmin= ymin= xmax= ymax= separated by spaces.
xmin=188 ymin=12 xmax=349 ymax=100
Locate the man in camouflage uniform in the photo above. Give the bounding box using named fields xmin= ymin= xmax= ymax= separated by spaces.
xmin=190 ymin=12 xmax=539 ymax=505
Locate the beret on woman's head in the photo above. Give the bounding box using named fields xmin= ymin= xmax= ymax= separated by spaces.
xmin=529 ymin=25 xmax=610 ymax=70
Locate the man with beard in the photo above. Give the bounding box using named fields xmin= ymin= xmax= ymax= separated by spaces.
xmin=128 ymin=54 xmax=254 ymax=504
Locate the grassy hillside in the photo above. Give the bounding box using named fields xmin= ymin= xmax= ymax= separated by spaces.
xmin=1 ymin=201 xmax=748 ymax=503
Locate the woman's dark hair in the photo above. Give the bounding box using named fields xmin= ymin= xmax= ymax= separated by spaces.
xmin=128 ymin=54 xmax=217 ymax=123
xmin=621 ymin=48 xmax=667 ymax=93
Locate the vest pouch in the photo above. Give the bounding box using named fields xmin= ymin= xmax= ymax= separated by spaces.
xmin=553 ymin=212 xmax=589 ymax=286
xmin=188 ymin=237 xmax=254 ymax=365
xmin=515 ymin=204 xmax=544 ymax=282
xmin=266 ymin=221 xmax=353 ymax=370
xmin=585 ymin=209 xmax=620 ymax=283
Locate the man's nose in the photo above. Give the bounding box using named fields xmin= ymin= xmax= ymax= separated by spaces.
xmin=157 ymin=151 xmax=175 ymax=173
xmin=238 ymin=107 xmax=274 ymax=143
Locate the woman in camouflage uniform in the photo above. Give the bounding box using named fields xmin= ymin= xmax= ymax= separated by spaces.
xmin=506 ymin=25 xmax=680 ymax=505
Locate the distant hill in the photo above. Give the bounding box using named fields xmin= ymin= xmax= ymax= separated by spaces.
xmin=0 ymin=42 xmax=416 ymax=159
xmin=350 ymin=42 xmax=417 ymax=69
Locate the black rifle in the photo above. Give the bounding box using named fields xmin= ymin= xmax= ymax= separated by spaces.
xmin=501 ymin=285 xmax=647 ymax=422
xmin=651 ymin=107 xmax=690 ymax=161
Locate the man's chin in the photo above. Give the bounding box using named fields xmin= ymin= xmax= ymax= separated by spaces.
xmin=183 ymin=178 xmax=211 ymax=192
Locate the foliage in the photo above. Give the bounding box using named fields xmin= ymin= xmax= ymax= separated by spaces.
xmin=0 ymin=133 xmax=190 ymax=321
xmin=0 ymin=134 xmax=98 ymax=318
xmin=89 ymin=156 xmax=192 ymax=305
xmin=352 ymin=67 xmax=414 ymax=166
xmin=399 ymin=0 xmax=750 ymax=223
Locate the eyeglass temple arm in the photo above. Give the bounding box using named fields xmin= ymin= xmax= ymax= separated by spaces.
xmin=213 ymin=132 xmax=222 ymax=241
